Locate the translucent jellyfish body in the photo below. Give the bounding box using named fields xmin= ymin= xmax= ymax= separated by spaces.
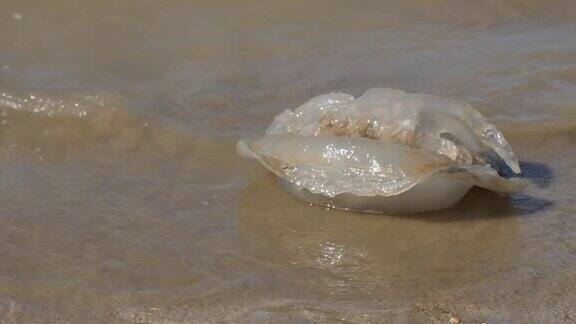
xmin=238 ymin=88 xmax=525 ymax=213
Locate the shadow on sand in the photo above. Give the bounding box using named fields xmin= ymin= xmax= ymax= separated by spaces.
xmin=394 ymin=160 xmax=554 ymax=223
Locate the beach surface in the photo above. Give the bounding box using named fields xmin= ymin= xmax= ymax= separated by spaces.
xmin=0 ymin=1 xmax=575 ymax=322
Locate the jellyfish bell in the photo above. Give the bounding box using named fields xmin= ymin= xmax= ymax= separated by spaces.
xmin=238 ymin=88 xmax=526 ymax=213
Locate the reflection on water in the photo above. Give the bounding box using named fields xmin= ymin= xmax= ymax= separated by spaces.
xmin=237 ymin=174 xmax=523 ymax=300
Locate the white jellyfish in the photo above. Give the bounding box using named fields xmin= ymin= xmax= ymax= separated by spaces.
xmin=238 ymin=88 xmax=525 ymax=213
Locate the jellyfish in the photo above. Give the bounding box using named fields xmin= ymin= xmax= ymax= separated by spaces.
xmin=238 ymin=88 xmax=525 ymax=213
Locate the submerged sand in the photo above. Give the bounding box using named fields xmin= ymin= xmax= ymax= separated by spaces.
xmin=0 ymin=0 xmax=575 ymax=322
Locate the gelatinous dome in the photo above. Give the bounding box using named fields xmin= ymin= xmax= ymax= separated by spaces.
xmin=238 ymin=88 xmax=525 ymax=213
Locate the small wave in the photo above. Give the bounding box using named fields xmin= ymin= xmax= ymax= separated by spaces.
xmin=0 ymin=89 xmax=238 ymax=166
xmin=0 ymin=90 xmax=164 ymax=160
xmin=0 ymin=90 xmax=123 ymax=117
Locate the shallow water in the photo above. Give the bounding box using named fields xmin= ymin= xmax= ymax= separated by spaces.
xmin=0 ymin=1 xmax=575 ymax=322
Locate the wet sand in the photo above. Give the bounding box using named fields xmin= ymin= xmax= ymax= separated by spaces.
xmin=1 ymin=1 xmax=576 ymax=322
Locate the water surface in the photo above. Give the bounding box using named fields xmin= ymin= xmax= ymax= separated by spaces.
xmin=0 ymin=1 xmax=575 ymax=322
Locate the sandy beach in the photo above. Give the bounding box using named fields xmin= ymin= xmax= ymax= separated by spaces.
xmin=0 ymin=1 xmax=575 ymax=322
